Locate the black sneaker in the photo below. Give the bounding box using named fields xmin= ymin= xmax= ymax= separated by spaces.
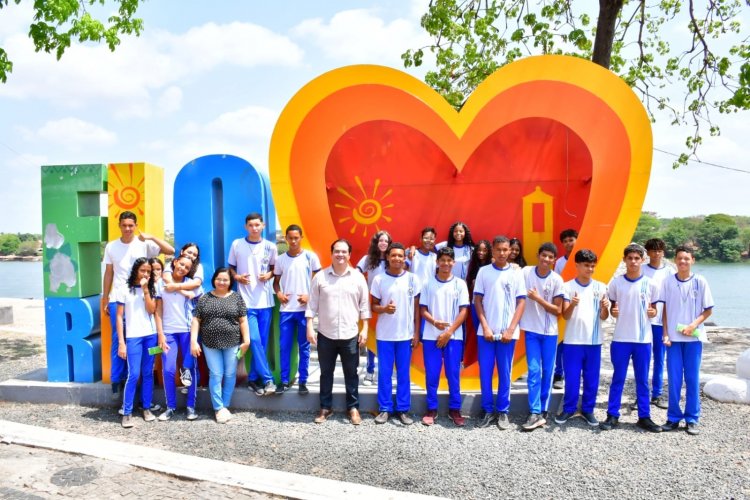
xmin=298 ymin=383 xmax=309 ymax=395
xmin=686 ymin=422 xmax=700 ymax=435
xmin=552 ymin=375 xmax=564 ymax=390
xmin=651 ymin=395 xmax=669 ymax=409
xmin=555 ymin=411 xmax=574 ymax=424
xmin=276 ymin=383 xmax=288 ymax=394
xmin=521 ymin=413 xmax=546 ymax=432
xmin=661 ymin=420 xmax=680 ymax=432
xmin=248 ymin=380 xmax=264 ymax=396
xmin=581 ymin=412 xmax=599 ymax=426
xmin=496 ymin=412 xmax=511 ymax=430
xmin=599 ymin=415 xmax=619 ymax=431
xmin=636 ymin=417 xmax=663 ymax=433
xmin=476 ymin=412 xmax=498 ymax=428
xmin=396 ymin=412 xmax=414 ymax=425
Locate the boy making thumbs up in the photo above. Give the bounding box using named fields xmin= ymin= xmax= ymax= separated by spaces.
xmin=555 ymin=249 xmax=610 ymax=427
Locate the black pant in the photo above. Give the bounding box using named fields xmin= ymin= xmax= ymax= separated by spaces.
xmin=317 ymin=333 xmax=359 ymax=410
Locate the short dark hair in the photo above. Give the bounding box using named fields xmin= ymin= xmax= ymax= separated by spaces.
xmin=559 ymin=229 xmax=578 ymax=241
xmin=436 ymin=247 xmax=455 ymax=259
xmin=538 ymin=242 xmax=558 ymax=257
xmin=286 ymin=224 xmax=303 ymax=236
xmin=330 ymin=238 xmax=352 ymax=254
xmin=644 ymin=238 xmax=666 ymax=252
xmin=623 ymin=243 xmax=644 ymax=258
xmin=119 ymin=211 xmax=137 ymax=223
xmin=674 ymin=245 xmax=696 ymax=258
xmin=387 ymin=242 xmax=406 ymax=255
xmin=245 ymin=212 xmax=263 ymax=223
xmin=574 ymin=249 xmax=598 ymax=264
xmin=211 ymin=267 xmax=236 ymax=289
xmin=421 ymin=226 xmax=436 ymax=237
xmin=492 ymin=235 xmax=510 ymax=246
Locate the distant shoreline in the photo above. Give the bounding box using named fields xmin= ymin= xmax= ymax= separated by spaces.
xmin=0 ymin=256 xmax=41 ymax=262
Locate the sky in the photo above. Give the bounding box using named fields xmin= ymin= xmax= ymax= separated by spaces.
xmin=0 ymin=0 xmax=748 ymax=233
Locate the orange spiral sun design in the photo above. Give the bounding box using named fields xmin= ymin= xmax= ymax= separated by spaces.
xmin=108 ymin=163 xmax=144 ymax=218
xmin=335 ymin=176 xmax=393 ymax=237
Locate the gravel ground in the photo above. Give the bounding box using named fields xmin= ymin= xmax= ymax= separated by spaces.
xmin=2 ymin=299 xmax=750 ymax=499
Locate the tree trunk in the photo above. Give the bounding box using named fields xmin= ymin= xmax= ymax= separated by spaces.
xmin=592 ymin=0 xmax=625 ymax=69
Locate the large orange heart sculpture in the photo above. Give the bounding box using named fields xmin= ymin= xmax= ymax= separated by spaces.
xmin=269 ymin=55 xmax=652 ymax=390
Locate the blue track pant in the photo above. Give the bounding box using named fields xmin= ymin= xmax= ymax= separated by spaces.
xmin=525 ymin=331 xmax=557 ymax=414
xmin=477 ymin=336 xmax=516 ymax=414
xmin=651 ymin=324 xmax=666 ymax=398
xmin=562 ymin=344 xmax=602 ymax=414
xmin=246 ymin=307 xmax=273 ymax=384
xmin=109 ymin=302 xmax=126 ymax=385
xmin=423 ymin=339 xmax=463 ymax=410
xmin=607 ymin=341 xmax=651 ymax=418
xmin=376 ymin=340 xmax=412 ymax=412
xmin=122 ymin=334 xmax=157 ymax=416
xmin=666 ymin=341 xmax=703 ymax=424
xmin=279 ymin=311 xmax=310 ymax=384
xmin=161 ymin=332 xmax=197 ymax=410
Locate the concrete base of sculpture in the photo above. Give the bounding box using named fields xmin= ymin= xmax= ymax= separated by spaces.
xmin=703 ymin=347 xmax=750 ymax=404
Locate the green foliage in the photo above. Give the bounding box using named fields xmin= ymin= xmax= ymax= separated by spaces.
xmin=0 ymin=233 xmax=21 ymax=255
xmin=16 ymin=240 xmax=40 ymax=256
xmin=632 ymin=212 xmax=663 ymax=245
xmin=0 ymin=0 xmax=144 ymax=83
xmin=404 ymin=0 xmax=750 ymax=164
xmin=696 ymin=213 xmax=741 ymax=261
xmin=635 ymin=213 xmax=747 ymax=262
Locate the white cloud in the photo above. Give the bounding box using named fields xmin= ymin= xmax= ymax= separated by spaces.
xmin=37 ymin=118 xmax=117 ymax=148
xmin=0 ymin=1 xmax=33 ymax=40
xmin=291 ymin=8 xmax=430 ymax=64
xmin=0 ymin=21 xmax=303 ymax=117
xmin=202 ymin=106 xmax=278 ymax=140
xmin=157 ymin=86 xmax=183 ymax=114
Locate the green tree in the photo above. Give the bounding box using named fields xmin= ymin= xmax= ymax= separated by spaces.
xmin=0 ymin=0 xmax=144 ymax=83
xmin=403 ymin=0 xmax=750 ymax=166
xmin=662 ymin=218 xmax=699 ymax=256
xmin=632 ymin=212 xmax=662 ymax=245
xmin=0 ymin=233 xmax=21 ymax=255
xmin=16 ymin=240 xmax=39 ymax=256
xmin=739 ymin=226 xmax=750 ymax=255
xmin=695 ymin=213 xmax=740 ymax=261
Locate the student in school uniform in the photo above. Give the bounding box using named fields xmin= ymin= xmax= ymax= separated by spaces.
xmin=102 ymin=211 xmax=173 ymax=400
xmin=356 ymin=230 xmax=392 ymax=386
xmin=228 ymin=212 xmax=277 ymax=396
xmin=273 ymin=224 xmax=322 ymax=395
xmin=642 ymin=238 xmax=676 ymax=409
xmin=408 ymin=226 xmax=438 ymax=287
xmin=552 ymin=228 xmax=578 ymax=390
xmin=473 ymin=236 xmax=526 ymax=430
xmin=436 ymin=221 xmax=474 ymax=281
xmin=600 ymin=244 xmax=662 ymax=433
xmin=658 ymin=245 xmax=714 ymax=436
xmin=155 ymin=254 xmax=202 ymax=422
xmin=519 ymin=242 xmax=564 ymax=431
xmin=371 ymin=243 xmax=421 ymax=425
xmin=419 ymin=246 xmax=469 ymax=426
xmin=554 ymin=249 xmax=610 ymax=427
xmin=116 ymin=258 xmax=159 ymax=428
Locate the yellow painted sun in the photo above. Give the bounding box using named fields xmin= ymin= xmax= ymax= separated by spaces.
xmin=335 ymin=176 xmax=393 ymax=236
xmin=108 ymin=163 xmax=144 ymax=219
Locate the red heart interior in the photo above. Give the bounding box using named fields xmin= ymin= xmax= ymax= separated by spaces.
xmin=326 ymin=118 xmax=592 ymax=257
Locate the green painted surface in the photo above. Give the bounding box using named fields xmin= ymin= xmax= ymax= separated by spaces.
xmin=41 ymin=164 xmax=108 ymax=298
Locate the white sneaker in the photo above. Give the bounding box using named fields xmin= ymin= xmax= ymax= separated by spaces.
xmin=158 ymin=408 xmax=175 ymax=421
xmin=362 ymin=373 xmax=375 ymax=386
xmin=180 ymin=368 xmax=192 ymax=387
xmin=215 ymin=407 xmax=232 ymax=424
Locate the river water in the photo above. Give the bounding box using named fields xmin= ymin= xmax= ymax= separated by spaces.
xmin=1 ymin=261 xmax=748 ymax=328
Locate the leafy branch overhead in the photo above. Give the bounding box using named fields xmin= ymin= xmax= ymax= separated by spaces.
xmin=0 ymin=0 xmax=144 ymax=83
xmin=402 ymin=0 xmax=750 ymax=167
